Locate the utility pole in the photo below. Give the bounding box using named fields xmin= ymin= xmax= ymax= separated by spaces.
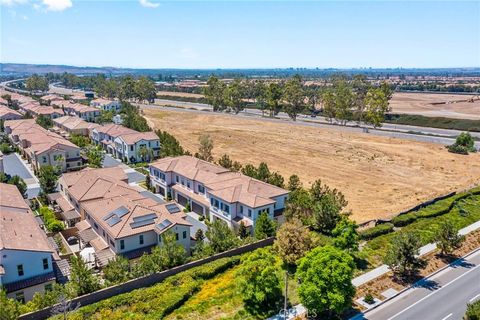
xmin=284 ymin=271 xmax=288 ymax=319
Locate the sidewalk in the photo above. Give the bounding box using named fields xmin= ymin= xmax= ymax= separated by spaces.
xmin=352 ymin=220 xmax=480 ymax=287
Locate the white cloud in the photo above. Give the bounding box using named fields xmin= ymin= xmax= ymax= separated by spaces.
xmin=139 ymin=0 xmax=159 ymax=8
xmin=41 ymin=0 xmax=72 ymax=11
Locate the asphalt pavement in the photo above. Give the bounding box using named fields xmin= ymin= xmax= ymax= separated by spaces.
xmin=356 ymin=250 xmax=480 ymax=320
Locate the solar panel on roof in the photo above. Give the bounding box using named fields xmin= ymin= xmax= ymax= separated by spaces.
xmin=112 ymin=206 xmax=129 ymax=218
xmin=106 ymin=215 xmax=121 ymax=227
xmin=130 ymin=219 xmax=155 ymax=229
xmin=157 ymin=219 xmax=172 ymax=231
xmin=132 ymin=213 xmax=157 ymax=222
xmin=165 ymin=204 xmax=181 ymax=214
xmin=102 ymin=206 xmax=129 ymax=221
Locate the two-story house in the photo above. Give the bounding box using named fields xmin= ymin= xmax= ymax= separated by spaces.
xmin=4 ymin=119 xmax=83 ymax=172
xmin=53 ymin=116 xmax=99 ymax=137
xmin=149 ymin=156 xmax=289 ymax=234
xmin=91 ymin=124 xmax=160 ymax=163
xmin=55 ymin=167 xmax=191 ymax=266
xmin=59 ymin=102 xmax=100 ymax=122
xmin=0 ymin=183 xmax=56 ymax=302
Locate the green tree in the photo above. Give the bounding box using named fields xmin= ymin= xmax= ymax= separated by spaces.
xmin=287 ymin=174 xmax=302 ymax=191
xmin=156 ymin=129 xmax=185 ymax=157
xmin=197 ymin=134 xmax=214 ymax=162
xmin=205 ymin=219 xmax=239 ymax=253
xmin=118 ymin=75 xmax=136 ymax=101
xmin=203 ymin=76 xmax=226 ymax=111
xmin=267 ymin=171 xmax=285 ymax=188
xmin=447 ymin=132 xmax=477 ymax=154
xmin=236 ymin=248 xmax=282 ymax=308
xmin=332 ymin=218 xmax=359 ymax=252
xmin=26 ymin=74 xmax=49 ymax=92
xmin=36 ymin=115 xmax=54 ymax=129
xmin=38 ymin=165 xmax=59 ymax=194
xmin=296 ymin=246 xmax=356 ymax=317
xmin=384 ymin=231 xmax=426 ymax=278
xmin=223 ymin=79 xmax=245 ymax=114
xmin=96 ymin=110 xmax=114 ymax=124
xmin=238 ymin=221 xmax=250 ymax=239
xmin=69 ymin=255 xmax=100 ymax=296
xmin=254 ymin=211 xmax=276 ymax=239
xmin=282 ymin=75 xmax=305 ymax=121
xmin=265 ymin=82 xmax=283 ymax=117
xmin=217 ymin=154 xmax=242 ymax=171
xmin=86 ymin=145 xmax=104 ymax=168
xmin=241 ymin=163 xmax=257 ymax=178
xmin=134 ymin=76 xmax=157 ymax=103
xmin=435 ymin=221 xmax=465 ymax=256
xmin=256 ymin=162 xmax=271 ymax=181
xmin=364 ymin=87 xmax=390 ymax=128
xmin=121 ymin=102 xmax=151 ymax=132
xmin=8 ymin=175 xmax=28 ymax=199
xmin=70 ymin=134 xmax=91 ymax=148
xmin=155 ymin=230 xmax=187 ymax=268
xmin=0 ymin=289 xmax=21 ymax=320
xmin=137 ymin=145 xmax=154 ymax=162
xmin=103 ymin=256 xmax=131 ymax=285
xmin=274 ymin=218 xmax=312 ymax=266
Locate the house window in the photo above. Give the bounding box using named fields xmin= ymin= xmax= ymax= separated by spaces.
xmin=77 ymin=162 xmax=81 ymax=167
xmin=248 ymin=209 xmax=252 ymax=218
xmin=198 ymin=185 xmax=205 ymax=194
xmin=15 ymin=292 xmax=25 ymax=303
xmin=43 ymin=258 xmax=49 ymax=270
xmin=176 ymin=176 xmax=179 ymax=183
xmin=102 ymin=231 xmax=105 ymax=237
xmin=94 ymin=223 xmax=98 ymax=230
xmin=110 ymin=239 xmax=116 ymax=248
xmin=175 ymin=233 xmax=179 ymax=241
xmin=120 ymin=240 xmax=125 ymax=250
xmin=239 ymin=205 xmax=243 ymax=214
xmin=139 ymin=235 xmax=144 ymax=245
xmin=158 ymin=235 xmax=162 ymax=243
xmin=17 ymin=264 xmax=24 ymax=276
xmin=183 ymin=231 xmax=187 ymax=239
xmin=187 ymin=181 xmax=191 ymax=188
xmin=223 ymin=204 xmax=230 ymax=214
xmin=130 ymin=145 xmax=134 ymax=151
xmin=42 ymin=156 xmax=47 ymax=163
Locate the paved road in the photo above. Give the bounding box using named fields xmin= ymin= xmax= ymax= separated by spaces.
xmin=2 ymin=153 xmax=40 ymax=199
xmin=355 ymin=250 xmax=480 ymax=320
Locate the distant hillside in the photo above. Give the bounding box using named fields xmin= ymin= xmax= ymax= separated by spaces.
xmin=1 ymin=63 xmax=480 ymax=78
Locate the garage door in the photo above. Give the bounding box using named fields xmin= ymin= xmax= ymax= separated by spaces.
xmin=177 ymin=194 xmax=188 ymax=207
xmin=192 ymin=201 xmax=204 ymax=215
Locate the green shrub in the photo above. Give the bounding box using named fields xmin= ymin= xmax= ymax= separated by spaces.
xmin=392 ymin=213 xmax=418 ymax=227
xmin=465 ymin=299 xmax=480 ymax=320
xmin=359 ymin=223 xmax=394 ymax=240
xmin=39 ymin=206 xmax=64 ymax=233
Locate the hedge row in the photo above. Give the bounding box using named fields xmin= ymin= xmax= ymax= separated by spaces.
xmin=362 ymin=186 xmax=480 ymax=237
xmin=359 ymin=223 xmax=394 ymax=240
xmin=54 ymin=256 xmax=241 ymax=320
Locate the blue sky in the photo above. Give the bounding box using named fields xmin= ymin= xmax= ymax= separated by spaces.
xmin=1 ymin=1 xmax=479 ymax=68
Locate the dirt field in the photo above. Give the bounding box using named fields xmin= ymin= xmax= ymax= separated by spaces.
xmin=390 ymin=92 xmax=480 ymax=120
xmin=143 ymin=108 xmax=480 ymax=223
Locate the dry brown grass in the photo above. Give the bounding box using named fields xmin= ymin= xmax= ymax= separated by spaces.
xmin=390 ymin=92 xmax=480 ymax=120
xmin=157 ymin=91 xmax=204 ymax=98
xmin=143 ymin=108 xmax=480 ymax=223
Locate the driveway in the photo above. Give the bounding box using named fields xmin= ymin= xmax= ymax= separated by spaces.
xmin=102 ymin=154 xmax=145 ymax=184
xmin=2 ymin=153 xmax=40 ymax=199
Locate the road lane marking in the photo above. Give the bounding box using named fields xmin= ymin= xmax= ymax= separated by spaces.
xmin=387 ymin=263 xmax=480 ymax=320
xmin=470 ymin=293 xmax=480 ymax=302
xmin=440 ymin=313 xmax=452 ymax=320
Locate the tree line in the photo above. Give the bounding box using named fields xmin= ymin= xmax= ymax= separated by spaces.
xmin=203 ymin=74 xmax=394 ymax=126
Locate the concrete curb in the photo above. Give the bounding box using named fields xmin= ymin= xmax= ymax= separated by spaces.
xmin=353 ymin=246 xmax=480 ymax=319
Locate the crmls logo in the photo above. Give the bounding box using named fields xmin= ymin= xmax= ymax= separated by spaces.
xmin=277 ymin=308 xmax=317 ymax=319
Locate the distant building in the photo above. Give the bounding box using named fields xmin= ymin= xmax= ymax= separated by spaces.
xmin=0 ymin=105 xmax=23 ymax=121
xmin=112 ymin=114 xmax=123 ymax=125
xmin=90 ymin=99 xmax=121 ymax=113
xmin=91 ymin=124 xmax=160 ymax=163
xmin=53 ymin=115 xmax=99 ymax=137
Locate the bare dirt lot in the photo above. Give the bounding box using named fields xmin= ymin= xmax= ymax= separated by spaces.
xmin=390 ymin=92 xmax=480 ymax=120
xmin=143 ymin=108 xmax=480 ymax=223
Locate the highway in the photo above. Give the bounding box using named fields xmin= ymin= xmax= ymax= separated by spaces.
xmin=354 ymin=250 xmax=480 ymax=320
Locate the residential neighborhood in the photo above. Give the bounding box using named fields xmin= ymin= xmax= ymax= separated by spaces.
xmin=1 ymin=1 xmax=479 ymax=319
